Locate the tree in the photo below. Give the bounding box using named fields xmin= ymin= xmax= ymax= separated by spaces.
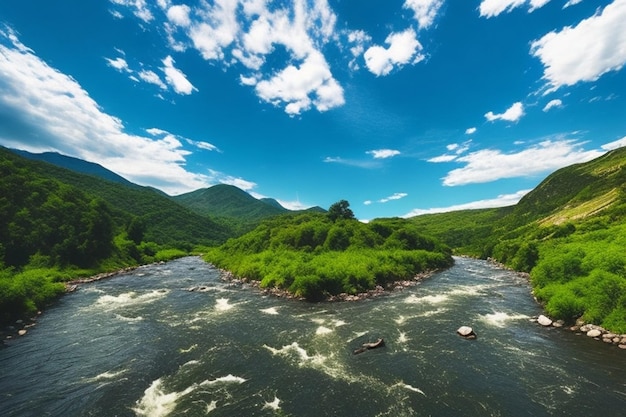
xmin=327 ymin=200 xmax=355 ymax=222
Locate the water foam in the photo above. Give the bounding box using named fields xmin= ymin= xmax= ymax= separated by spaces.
xmin=85 ymin=368 xmax=127 ymax=382
xmin=391 ymin=382 xmax=426 ymax=396
xmin=480 ymin=311 xmax=530 ymax=328
xmin=114 ymin=314 xmax=144 ymax=322
xmin=260 ymin=307 xmax=280 ymax=315
xmin=132 ymin=378 xmax=195 ymax=417
xmin=200 ymin=374 xmax=247 ymax=386
xmin=215 ymin=298 xmax=234 ymax=312
xmin=262 ymin=396 xmax=281 ymax=410
xmin=95 ymin=290 xmax=169 ymax=308
xmin=179 ymin=344 xmax=198 ymax=353
xmin=315 ymin=326 xmax=333 ymax=336
xmin=403 ymin=294 xmax=448 ymax=305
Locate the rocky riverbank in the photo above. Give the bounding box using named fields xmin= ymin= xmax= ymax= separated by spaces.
xmin=214 ymin=267 xmax=438 ymax=302
xmin=533 ymin=314 xmax=626 ymax=350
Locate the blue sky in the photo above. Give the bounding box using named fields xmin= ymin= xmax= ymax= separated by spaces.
xmin=0 ymin=0 xmax=625 ymax=221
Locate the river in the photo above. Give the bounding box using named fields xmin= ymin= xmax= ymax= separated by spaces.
xmin=0 ymin=256 xmax=624 ymax=416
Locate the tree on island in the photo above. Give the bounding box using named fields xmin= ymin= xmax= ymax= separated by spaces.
xmin=327 ymin=200 xmax=355 ymax=222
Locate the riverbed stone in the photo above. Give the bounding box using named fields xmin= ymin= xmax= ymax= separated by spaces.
xmin=586 ymin=329 xmax=602 ymax=338
xmin=537 ymin=315 xmax=553 ymax=327
xmin=17 ymin=329 xmax=27 ymax=336
xmin=457 ymin=326 xmax=476 ymax=339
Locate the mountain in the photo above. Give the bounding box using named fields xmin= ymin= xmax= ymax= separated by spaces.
xmin=411 ymin=146 xmax=626 ymax=250
xmin=2 ymin=146 xmax=232 ymax=246
xmin=174 ymin=184 xmax=288 ymax=221
xmin=510 ymin=146 xmax=626 ymax=227
xmin=174 ymin=184 xmax=327 ymax=226
xmin=11 ymin=149 xmax=137 ymax=188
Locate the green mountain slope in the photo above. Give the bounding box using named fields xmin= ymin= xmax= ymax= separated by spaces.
xmin=409 ymin=147 xmax=626 ymax=332
xmin=2 ymin=147 xmax=232 ymax=247
xmin=174 ymin=184 xmax=288 ymax=221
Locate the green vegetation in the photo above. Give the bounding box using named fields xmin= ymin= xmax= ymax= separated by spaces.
xmin=409 ymin=147 xmax=626 ymax=332
xmin=3 ymin=144 xmax=626 ymax=334
xmin=0 ymin=148 xmax=214 ymax=324
xmin=205 ymin=209 xmax=453 ymax=301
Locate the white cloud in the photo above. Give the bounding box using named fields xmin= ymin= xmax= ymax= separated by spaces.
xmin=403 ymin=0 xmax=444 ymax=30
xmin=207 ymin=169 xmax=256 ymax=191
xmin=166 ymin=4 xmax=191 ymax=27
xmin=479 ymin=0 xmax=552 ymax=18
xmin=110 ymin=0 xmax=154 ymax=22
xmin=530 ymin=0 xmax=626 ymax=93
xmin=485 ymin=101 xmax=524 ymax=122
xmin=0 ymin=30 xmax=215 ymax=195
xmin=105 ymin=56 xmax=130 ymax=72
xmin=379 ymin=192 xmax=408 ymax=203
xmin=347 ymin=30 xmax=372 ymax=71
xmin=364 ymin=28 xmax=424 ymax=76
xmin=564 ymin=0 xmax=583 ymax=8
xmin=162 ymin=55 xmax=197 ymax=95
xmin=138 ymin=69 xmax=167 ymax=90
xmin=542 ymin=98 xmax=563 ymax=112
xmin=440 ymin=140 xmax=603 ymax=186
xmin=403 ymin=190 xmax=531 ymax=217
xmin=428 ymin=140 xmax=471 ymax=163
xmin=367 ymin=149 xmax=401 ymax=159
xmin=465 ymin=127 xmax=477 ymax=135
xmin=601 ymin=136 xmax=626 ymax=151
xmin=255 ymin=51 xmax=344 ymax=115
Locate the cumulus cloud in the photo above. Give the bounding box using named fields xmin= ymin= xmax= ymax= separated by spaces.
xmin=479 ymin=0 xmax=552 ymax=18
xmin=530 ymin=0 xmax=626 ymax=93
xmin=542 ymin=98 xmax=563 ymax=112
xmin=0 ymin=29 xmax=216 ymax=195
xmin=255 ymin=51 xmax=344 ymax=115
xmin=465 ymin=127 xmax=477 ymax=135
xmin=439 ymin=139 xmax=603 ymax=186
xmin=403 ymin=0 xmax=444 ymax=29
xmin=364 ymin=28 xmax=424 ymax=76
xmin=485 ymin=101 xmax=524 ymax=122
xmin=159 ymin=0 xmax=344 ymax=115
xmin=367 ymin=149 xmax=401 ymax=159
xmin=162 ymin=55 xmax=197 ymax=95
xmin=403 ymin=189 xmax=531 ymax=217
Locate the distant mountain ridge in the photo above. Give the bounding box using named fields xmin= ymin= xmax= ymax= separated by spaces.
xmin=8 ymin=148 xmax=326 ymax=230
xmin=12 ymin=149 xmax=137 ymax=187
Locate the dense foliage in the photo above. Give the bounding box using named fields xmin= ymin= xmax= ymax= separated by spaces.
xmin=0 ymin=148 xmax=207 ymax=324
xmin=409 ymin=147 xmax=626 ymax=332
xmin=205 ymin=210 xmax=453 ymax=300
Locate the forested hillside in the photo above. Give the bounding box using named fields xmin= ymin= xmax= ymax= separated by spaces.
xmin=410 ymin=147 xmax=626 ymax=332
xmin=0 ymin=147 xmax=228 ymax=324
xmin=205 ymin=201 xmax=453 ymax=301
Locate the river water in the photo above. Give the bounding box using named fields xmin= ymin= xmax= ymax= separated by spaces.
xmin=0 ymin=256 xmax=624 ymax=416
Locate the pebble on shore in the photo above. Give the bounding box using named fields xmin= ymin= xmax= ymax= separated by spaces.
xmin=533 ymin=315 xmax=626 ymax=350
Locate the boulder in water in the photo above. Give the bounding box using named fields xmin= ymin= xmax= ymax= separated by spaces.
xmin=457 ymin=326 xmax=476 ymax=339
xmin=537 ymin=315 xmax=553 ymax=327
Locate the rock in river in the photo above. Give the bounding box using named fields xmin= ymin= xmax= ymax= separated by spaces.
xmin=537 ymin=315 xmax=553 ymax=327
xmin=457 ymin=326 xmax=476 ymax=339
